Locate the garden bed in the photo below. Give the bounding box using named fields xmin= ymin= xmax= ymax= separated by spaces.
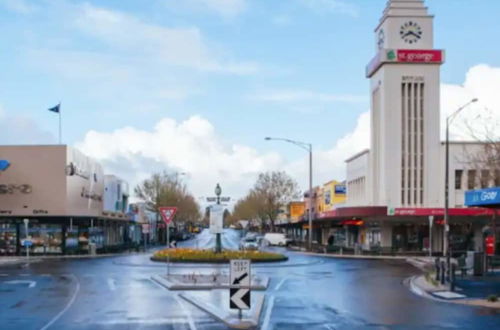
xmin=150 ymin=248 xmax=288 ymax=263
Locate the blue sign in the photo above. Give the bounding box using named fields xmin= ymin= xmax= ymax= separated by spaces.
xmin=335 ymin=184 xmax=346 ymax=194
xmin=465 ymin=187 xmax=500 ymax=207
xmin=0 ymin=160 xmax=10 ymax=171
xmin=22 ymin=240 xmax=33 ymax=247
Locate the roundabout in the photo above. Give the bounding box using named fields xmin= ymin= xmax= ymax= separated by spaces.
xmin=150 ymin=248 xmax=288 ymax=263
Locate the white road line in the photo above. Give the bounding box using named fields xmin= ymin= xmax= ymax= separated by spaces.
xmin=274 ymin=277 xmax=288 ymax=291
xmin=40 ymin=274 xmax=80 ymax=330
xmin=261 ymin=295 xmax=275 ymax=330
xmin=4 ymin=280 xmax=36 ymax=288
xmin=174 ymin=294 xmax=197 ymax=330
xmin=107 ymin=278 xmax=116 ymax=291
xmin=148 ymin=279 xmax=197 ymax=330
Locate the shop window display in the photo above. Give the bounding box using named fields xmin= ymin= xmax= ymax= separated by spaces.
xmin=0 ymin=223 xmax=17 ymax=256
xmin=20 ymin=224 xmax=62 ymax=254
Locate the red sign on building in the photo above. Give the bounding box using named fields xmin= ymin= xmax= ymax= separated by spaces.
xmin=397 ymin=49 xmax=443 ymax=63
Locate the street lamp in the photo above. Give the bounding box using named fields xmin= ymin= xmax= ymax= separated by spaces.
xmin=265 ymin=137 xmax=313 ymax=251
xmin=215 ymin=183 xmax=222 ymax=253
xmin=444 ymin=98 xmax=478 ymax=270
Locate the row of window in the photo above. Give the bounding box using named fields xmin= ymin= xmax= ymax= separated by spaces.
xmin=455 ymin=169 xmax=500 ymax=190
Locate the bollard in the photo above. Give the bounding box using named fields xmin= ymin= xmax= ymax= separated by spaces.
xmin=441 ymin=261 xmax=446 ymax=285
xmin=435 ymin=258 xmax=441 ymax=282
xmin=450 ymin=263 xmax=456 ymax=292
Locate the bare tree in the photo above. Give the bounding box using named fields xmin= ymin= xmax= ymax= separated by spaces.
xmin=253 ymin=171 xmax=300 ymax=232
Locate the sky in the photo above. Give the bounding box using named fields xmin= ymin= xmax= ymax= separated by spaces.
xmin=1 ymin=0 xmax=500 ymax=204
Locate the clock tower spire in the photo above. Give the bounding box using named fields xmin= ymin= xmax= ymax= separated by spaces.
xmin=365 ymin=0 xmax=444 ymax=208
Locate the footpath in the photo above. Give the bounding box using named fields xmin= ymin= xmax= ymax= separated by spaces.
xmin=0 ymin=251 xmax=149 ymax=266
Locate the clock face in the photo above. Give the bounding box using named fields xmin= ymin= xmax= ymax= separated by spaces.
xmin=400 ymin=21 xmax=422 ymax=44
xmin=377 ymin=29 xmax=385 ymax=49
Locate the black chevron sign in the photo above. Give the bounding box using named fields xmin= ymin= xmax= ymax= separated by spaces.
xmin=230 ymin=288 xmax=250 ymax=310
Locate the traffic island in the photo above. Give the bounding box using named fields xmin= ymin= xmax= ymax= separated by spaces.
xmin=150 ymin=248 xmax=288 ymax=263
xmin=151 ymin=273 xmax=269 ymax=291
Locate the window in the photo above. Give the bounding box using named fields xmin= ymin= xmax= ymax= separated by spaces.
xmin=455 ymin=170 xmax=463 ymax=190
xmin=468 ymin=170 xmax=476 ymax=190
xmin=481 ymin=170 xmax=490 ymax=188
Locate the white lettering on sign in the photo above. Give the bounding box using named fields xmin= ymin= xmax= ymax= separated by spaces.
xmin=481 ymin=191 xmax=498 ymax=201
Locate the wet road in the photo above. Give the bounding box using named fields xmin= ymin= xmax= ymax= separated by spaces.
xmin=1 ymin=229 xmax=499 ymax=329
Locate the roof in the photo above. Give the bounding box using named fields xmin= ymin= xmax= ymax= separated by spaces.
xmin=345 ymin=149 xmax=370 ymax=163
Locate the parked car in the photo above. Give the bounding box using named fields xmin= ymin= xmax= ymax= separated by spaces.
xmin=264 ymin=233 xmax=292 ymax=246
xmin=240 ymin=237 xmax=259 ymax=250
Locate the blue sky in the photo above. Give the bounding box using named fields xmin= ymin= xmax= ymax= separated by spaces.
xmin=1 ymin=0 xmax=500 ymax=198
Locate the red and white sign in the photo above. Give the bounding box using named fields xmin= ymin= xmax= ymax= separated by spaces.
xmin=392 ymin=207 xmax=493 ymax=217
xmin=397 ymin=49 xmax=443 ymax=63
xmin=486 ymin=236 xmax=495 ymax=256
xmin=159 ymin=207 xmax=177 ymax=225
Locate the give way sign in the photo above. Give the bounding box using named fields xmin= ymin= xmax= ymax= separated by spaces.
xmin=159 ymin=207 xmax=177 ymax=225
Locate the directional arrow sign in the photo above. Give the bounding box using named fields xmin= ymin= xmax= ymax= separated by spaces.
xmin=158 ymin=207 xmax=177 ymax=225
xmin=230 ymin=288 xmax=250 ymax=310
xmin=230 ymin=259 xmax=251 ymax=310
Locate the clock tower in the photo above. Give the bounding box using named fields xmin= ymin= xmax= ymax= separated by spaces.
xmin=366 ymin=0 xmax=444 ymax=208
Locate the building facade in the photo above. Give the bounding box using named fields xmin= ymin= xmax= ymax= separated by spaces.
xmin=0 ymin=145 xmax=140 ymax=255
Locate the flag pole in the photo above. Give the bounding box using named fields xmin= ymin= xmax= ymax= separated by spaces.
xmin=58 ymin=102 xmax=62 ymax=145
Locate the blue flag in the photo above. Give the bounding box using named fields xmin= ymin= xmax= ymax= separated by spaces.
xmin=48 ymin=103 xmax=60 ymax=113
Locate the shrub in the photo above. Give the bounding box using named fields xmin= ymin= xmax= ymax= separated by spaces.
xmin=151 ymin=248 xmax=288 ymax=263
xmin=486 ymin=294 xmax=498 ymax=302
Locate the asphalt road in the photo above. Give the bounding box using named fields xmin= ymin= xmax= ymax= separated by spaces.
xmin=1 ymin=229 xmax=499 ymax=329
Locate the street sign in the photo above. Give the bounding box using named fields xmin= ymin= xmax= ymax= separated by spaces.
xmin=22 ymin=240 xmax=33 ymax=247
xmin=229 ymin=259 xmax=251 ymax=310
xmin=159 ymin=207 xmax=177 ymax=225
xmin=238 ymin=220 xmax=249 ymax=229
xmin=206 ymin=196 xmax=231 ymax=203
xmin=210 ymin=204 xmax=223 ymax=234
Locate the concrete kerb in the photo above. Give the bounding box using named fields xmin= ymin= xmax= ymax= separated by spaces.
xmin=179 ymin=292 xmax=265 ymax=329
xmin=408 ymin=274 xmax=500 ymax=309
xmin=295 ymin=251 xmax=408 ymax=260
xmin=150 ymin=274 xmax=269 ymax=291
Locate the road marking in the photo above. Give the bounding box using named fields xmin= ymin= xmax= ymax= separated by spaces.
xmin=148 ymin=279 xmax=197 ymax=330
xmin=4 ymin=280 xmax=36 ymax=288
xmin=274 ymin=277 xmax=287 ymax=291
xmin=40 ymin=274 xmax=80 ymax=330
xmin=107 ymin=278 xmax=116 ymax=291
xmin=261 ymin=295 xmax=275 ymax=330
xmin=174 ymin=294 xmax=197 ymax=330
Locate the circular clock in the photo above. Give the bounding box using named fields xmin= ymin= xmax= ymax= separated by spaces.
xmin=377 ymin=29 xmax=385 ymax=49
xmin=400 ymin=21 xmax=422 ymax=44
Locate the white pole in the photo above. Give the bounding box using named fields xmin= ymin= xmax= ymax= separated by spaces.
xmin=58 ymin=103 xmax=62 ymax=145
xmin=23 ymin=219 xmax=29 ymax=261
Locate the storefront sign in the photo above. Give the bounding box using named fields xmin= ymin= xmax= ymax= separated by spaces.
xmin=392 ymin=207 xmax=493 ymax=216
xmin=335 ymin=184 xmax=346 ymax=194
xmin=0 ymin=184 xmax=32 ymax=194
xmin=465 ymin=187 xmax=500 ymax=206
xmin=366 ymin=49 xmax=444 ymax=77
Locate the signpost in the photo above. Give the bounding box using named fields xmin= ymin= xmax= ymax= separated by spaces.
xmin=159 ymin=207 xmax=177 ymax=275
xmin=428 ymin=216 xmax=434 ymax=257
xmin=230 ymin=259 xmax=251 ymax=316
xmin=23 ymin=219 xmax=30 ymax=261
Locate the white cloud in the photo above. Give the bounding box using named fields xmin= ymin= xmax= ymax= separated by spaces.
xmin=72 ymin=3 xmax=256 ymax=74
xmin=252 ymin=90 xmax=367 ymax=104
xmin=0 ymin=106 xmax=55 ymax=144
xmin=75 ymin=116 xmax=283 ymax=200
xmin=298 ymin=0 xmax=359 ymax=17
xmin=1 ymin=0 xmax=37 ymax=14
xmin=441 ymin=64 xmax=500 ymax=141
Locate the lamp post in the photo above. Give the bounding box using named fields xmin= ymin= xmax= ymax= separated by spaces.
xmin=265 ymin=137 xmax=313 ymax=251
xmin=444 ymin=98 xmax=478 ymax=270
xmin=215 ymin=183 xmax=222 ymax=253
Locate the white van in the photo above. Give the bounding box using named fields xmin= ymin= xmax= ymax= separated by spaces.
xmin=264 ymin=233 xmax=291 ymax=246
